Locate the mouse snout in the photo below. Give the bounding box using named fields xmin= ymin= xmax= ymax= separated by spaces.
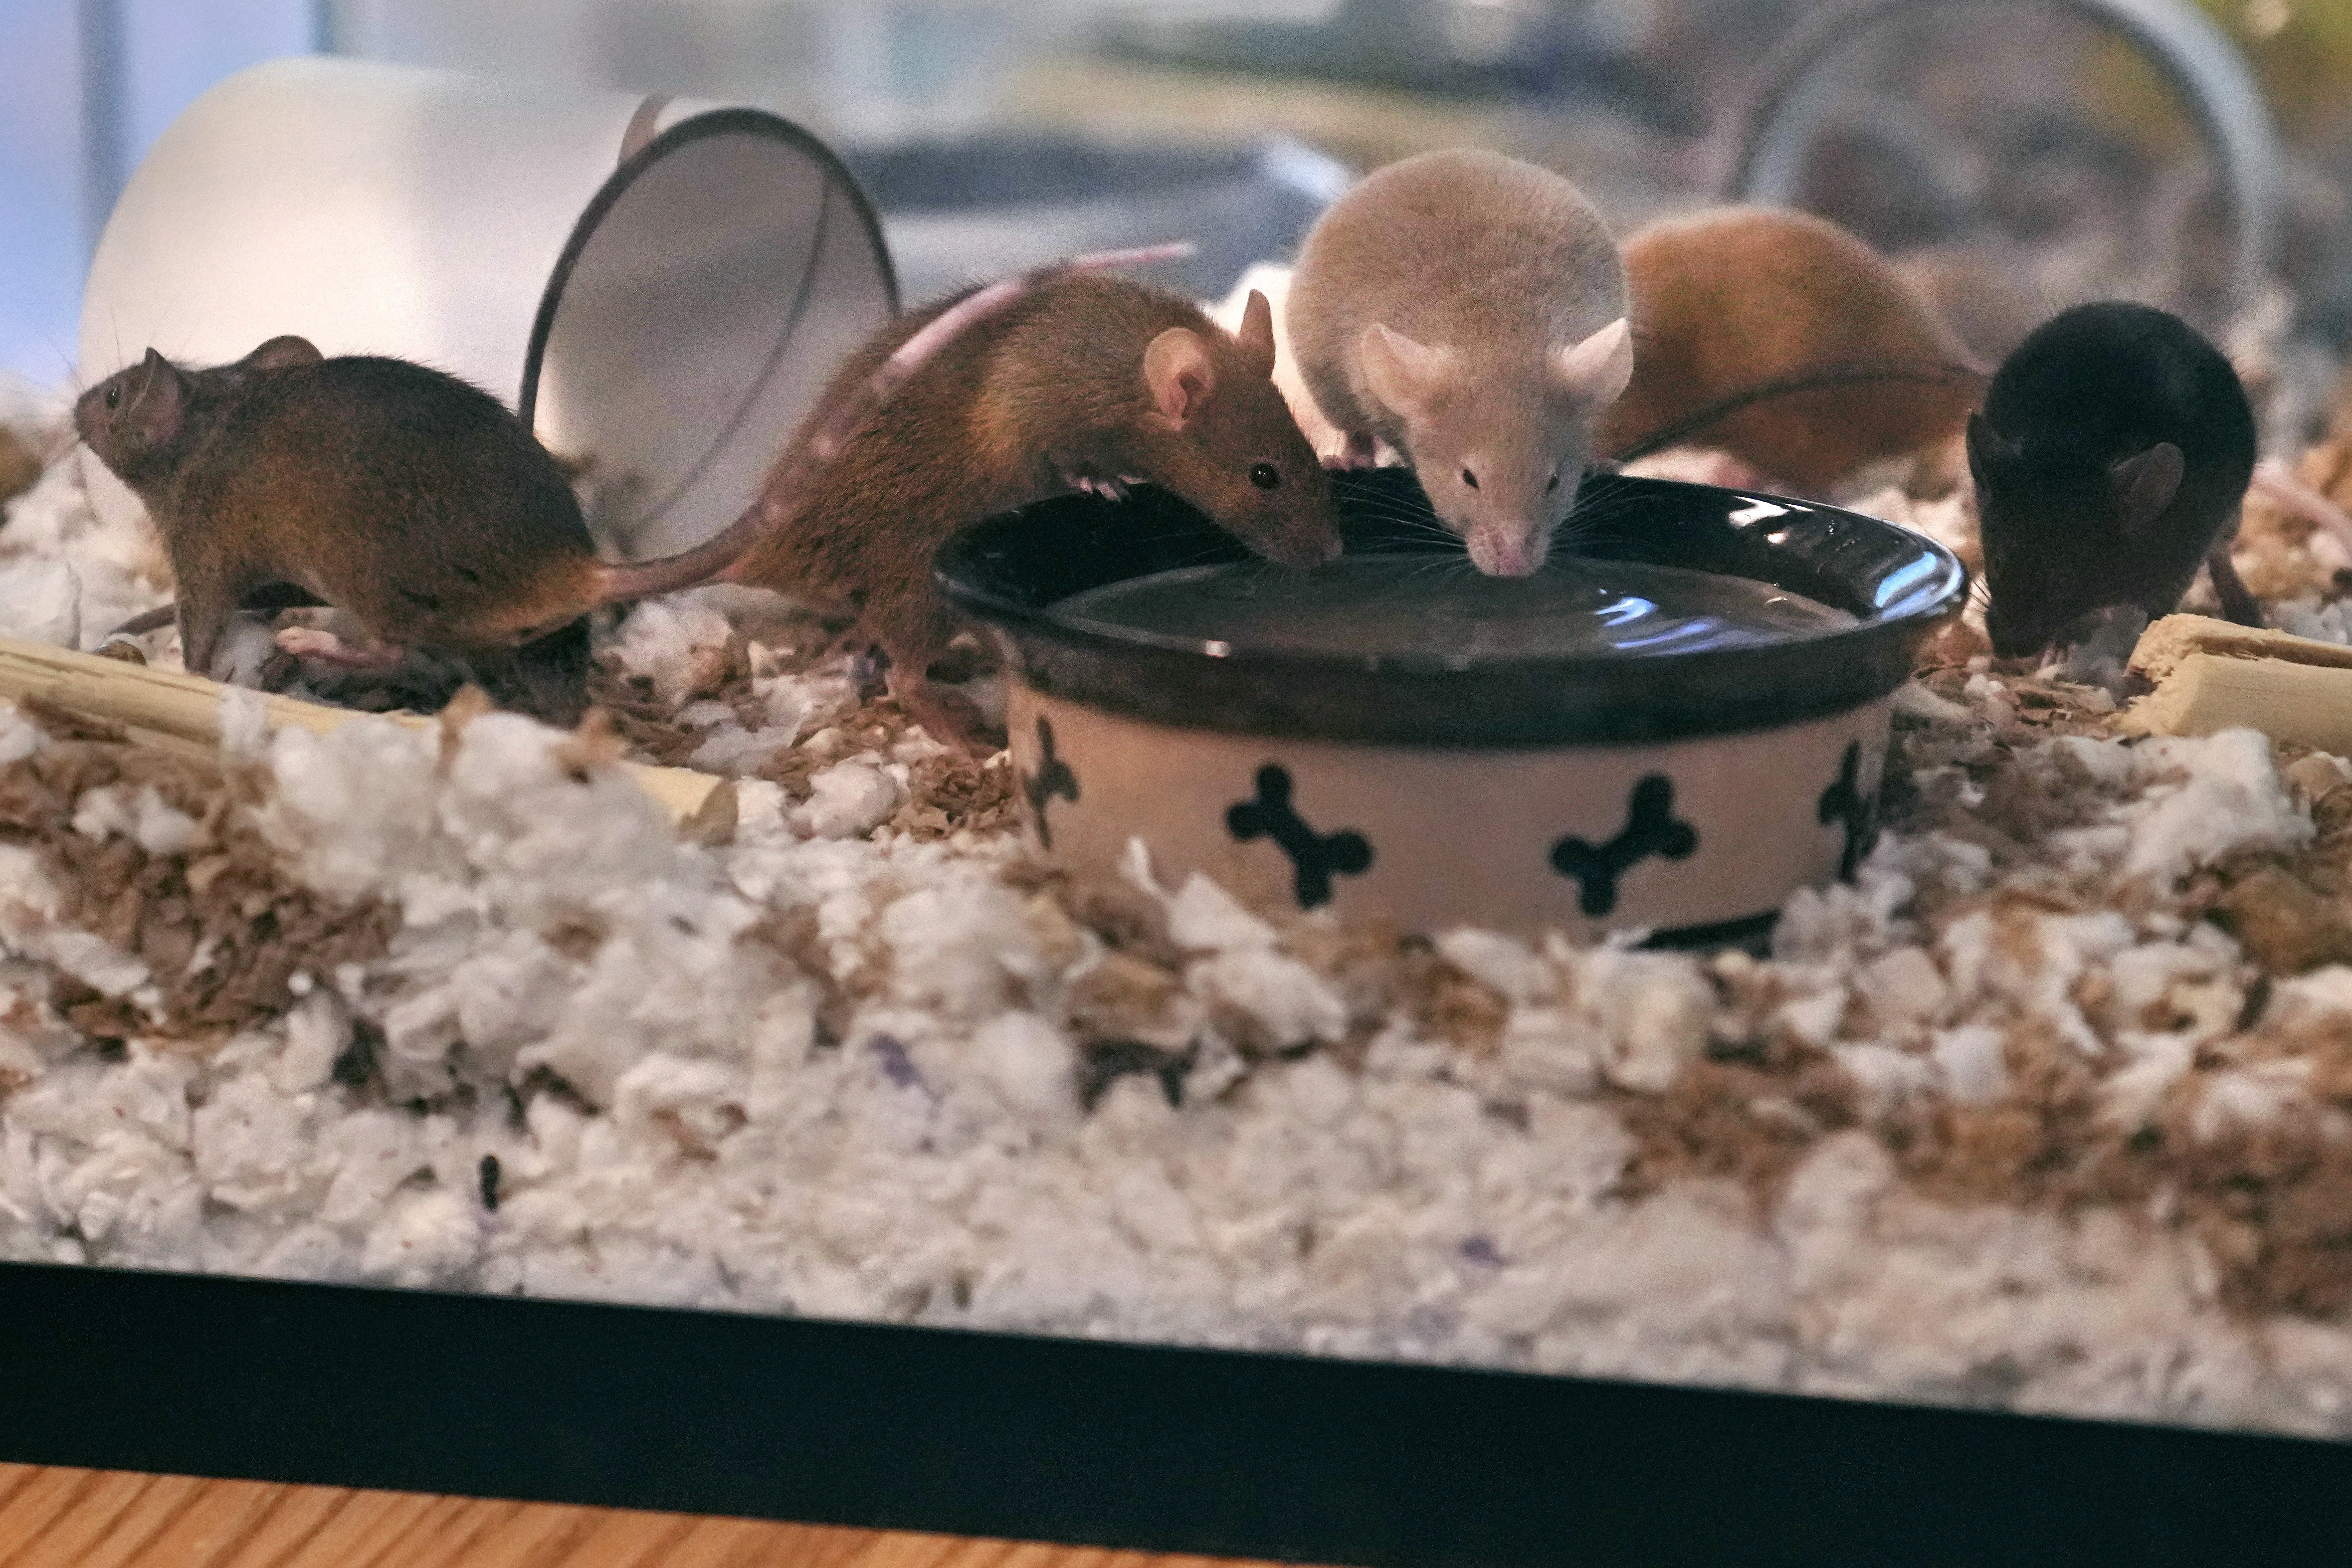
xmin=1293 ymin=523 xmax=1346 ymax=568
xmin=71 ymin=384 xmax=111 ymax=443
xmin=1984 ymin=618 xmax=2040 ymax=661
xmin=1982 ymin=593 xmax=2058 ymax=661
xmin=1464 ymin=523 xmax=1546 ymax=578
xmin=1241 ymin=475 xmax=1345 ymax=569
xmin=1257 ymin=519 xmax=1344 ymax=570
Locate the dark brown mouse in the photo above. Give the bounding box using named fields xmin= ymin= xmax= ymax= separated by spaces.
xmin=1600 ymin=206 xmax=1984 ymax=491
xmin=722 ymin=270 xmax=1344 ymax=753
xmin=74 ymin=337 xmax=762 ymax=726
xmin=1966 ymin=301 xmax=2260 ymax=661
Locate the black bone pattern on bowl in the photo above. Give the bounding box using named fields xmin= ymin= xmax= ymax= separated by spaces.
xmin=939 ymin=469 xmax=1965 ymax=745
xmin=1226 ymin=764 xmax=1375 ymax=910
xmin=1820 ymin=739 xmax=1881 ymax=881
xmin=940 ymin=469 xmax=1963 ymax=938
xmin=1019 ymin=715 xmax=1081 ymax=849
xmin=1549 ymin=773 xmax=1701 ymax=917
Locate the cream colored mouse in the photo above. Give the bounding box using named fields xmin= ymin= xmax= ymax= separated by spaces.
xmin=1284 ymin=148 xmax=1633 ymax=577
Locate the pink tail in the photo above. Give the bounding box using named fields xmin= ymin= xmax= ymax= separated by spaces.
xmin=2252 ymin=458 xmax=2352 ymax=556
xmin=720 ymin=240 xmax=1199 ymax=571
xmin=593 ymin=500 xmax=776 ymax=604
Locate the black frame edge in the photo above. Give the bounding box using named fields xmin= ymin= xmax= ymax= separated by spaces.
xmin=0 ymin=1260 xmax=2342 ymax=1568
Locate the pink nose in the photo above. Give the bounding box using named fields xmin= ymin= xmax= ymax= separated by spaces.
xmin=1469 ymin=530 xmax=1541 ymax=578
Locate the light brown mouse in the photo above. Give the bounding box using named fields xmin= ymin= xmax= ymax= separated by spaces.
xmin=721 ymin=270 xmax=1344 ymax=754
xmin=1285 ymin=148 xmax=1634 ymax=578
xmin=1600 ymin=206 xmax=1984 ymax=492
xmin=74 ymin=336 xmax=761 ymax=725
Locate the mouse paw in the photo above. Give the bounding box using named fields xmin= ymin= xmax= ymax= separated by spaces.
xmin=276 ymin=627 xmax=408 ymax=669
xmin=1072 ymin=475 xmax=1129 ymax=502
xmin=1324 ymin=431 xmax=1379 ymax=471
xmin=889 ymin=679 xmax=1003 ymax=759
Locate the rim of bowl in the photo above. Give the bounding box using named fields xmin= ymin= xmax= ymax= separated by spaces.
xmin=936 ymin=469 xmax=1967 ymax=747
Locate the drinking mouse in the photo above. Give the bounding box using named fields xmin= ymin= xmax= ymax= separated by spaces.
xmin=721 ymin=269 xmax=1343 ymax=754
xmin=1283 ymin=149 xmax=1633 ymax=578
xmin=74 ymin=337 xmax=761 ymax=725
xmin=1966 ymin=300 xmax=2260 ymax=661
xmin=1600 ymin=206 xmax=1983 ymax=492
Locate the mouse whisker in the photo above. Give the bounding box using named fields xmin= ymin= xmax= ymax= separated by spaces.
xmin=1356 ymin=496 xmax=1441 ymax=521
xmin=38 ymin=334 xmax=79 ymax=392
xmin=1347 ymin=509 xmax=1455 ymax=542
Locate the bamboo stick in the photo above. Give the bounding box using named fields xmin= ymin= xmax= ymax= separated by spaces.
xmin=0 ymin=632 xmax=737 ymax=839
xmin=2122 ymin=613 xmax=2352 ymax=756
xmin=2128 ymin=612 xmax=2352 ymax=684
xmin=2120 ymin=651 xmax=2352 ymax=755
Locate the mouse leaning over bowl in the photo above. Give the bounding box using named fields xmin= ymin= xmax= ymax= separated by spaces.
xmin=1284 ymin=148 xmax=1634 ymax=579
xmin=1966 ymin=300 xmax=2262 ymax=668
xmin=721 ymin=270 xmax=1343 ymax=755
xmin=73 ymin=334 xmax=763 ymax=726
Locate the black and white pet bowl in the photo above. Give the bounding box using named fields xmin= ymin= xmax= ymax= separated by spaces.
xmin=939 ymin=471 xmax=1966 ymax=944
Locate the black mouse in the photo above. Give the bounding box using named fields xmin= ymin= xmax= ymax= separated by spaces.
xmin=1966 ymin=300 xmax=2260 ymax=660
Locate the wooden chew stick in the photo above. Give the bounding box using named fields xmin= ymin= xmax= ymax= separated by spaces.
xmin=2121 ymin=612 xmax=2352 ymax=755
xmin=0 ymin=632 xmax=737 ymax=839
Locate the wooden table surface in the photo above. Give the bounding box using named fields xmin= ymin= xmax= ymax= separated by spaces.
xmin=0 ymin=1466 xmax=1326 ymax=1568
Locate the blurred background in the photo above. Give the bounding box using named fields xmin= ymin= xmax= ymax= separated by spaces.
xmin=5 ymin=0 xmax=2352 ymax=393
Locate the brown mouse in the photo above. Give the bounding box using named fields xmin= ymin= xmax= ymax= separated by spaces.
xmin=74 ymin=336 xmax=762 ymax=726
xmin=1599 ymin=206 xmax=1984 ymax=492
xmin=720 ymin=270 xmax=1344 ymax=753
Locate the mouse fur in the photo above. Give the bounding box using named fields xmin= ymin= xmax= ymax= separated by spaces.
xmin=74 ymin=339 xmax=758 ymax=726
xmin=1967 ymin=300 xmax=2259 ymax=660
xmin=1600 ymin=206 xmax=1982 ymax=492
xmin=723 ymin=270 xmax=1342 ymax=754
xmin=1285 ymin=148 xmax=1633 ymax=578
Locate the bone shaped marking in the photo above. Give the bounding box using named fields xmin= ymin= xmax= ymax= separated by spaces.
xmin=1020 ymin=716 xmax=1080 ymax=849
xmin=1227 ymin=764 xmax=1372 ymax=910
xmin=1549 ymin=774 xmax=1698 ymax=918
xmin=1817 ymin=739 xmax=1876 ymax=882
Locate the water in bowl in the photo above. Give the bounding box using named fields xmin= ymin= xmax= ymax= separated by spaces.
xmin=1048 ymin=554 xmax=1857 ymax=661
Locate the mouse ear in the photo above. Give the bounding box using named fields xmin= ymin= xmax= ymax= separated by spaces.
xmin=1143 ymin=327 xmax=1217 ymax=430
xmin=1964 ymin=412 xmax=1993 ymax=472
xmin=1551 ymin=317 xmax=1633 ymax=406
xmin=129 ymin=349 xmax=188 ymax=447
xmin=1234 ymin=290 xmax=1278 ymax=380
xmin=1358 ymin=324 xmax=1455 ymax=420
xmin=1964 ymin=412 xmax=2024 ymax=474
xmin=243 ymin=335 xmax=323 ymax=373
xmin=2109 ymin=441 xmax=2186 ymax=536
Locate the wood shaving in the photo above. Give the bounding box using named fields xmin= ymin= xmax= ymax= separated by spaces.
xmin=0 ymin=709 xmax=392 ymax=1041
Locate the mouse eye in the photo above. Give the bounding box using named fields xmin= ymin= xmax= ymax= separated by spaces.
xmin=1249 ymin=462 xmax=1280 ymax=490
xmin=103 ymin=387 xmax=121 ymax=411
xmin=1546 ymin=472 xmax=1561 ymax=494
xmin=1461 ymin=468 xmax=1479 ymax=490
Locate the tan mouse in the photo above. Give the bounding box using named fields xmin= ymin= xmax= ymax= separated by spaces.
xmin=1284 ymin=149 xmax=1634 ymax=578
xmin=1600 ymin=206 xmax=1983 ymax=492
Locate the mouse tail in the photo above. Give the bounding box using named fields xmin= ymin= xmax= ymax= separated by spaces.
xmin=591 ymin=502 xmax=772 ymax=605
xmin=2252 ymin=458 xmax=2352 ymax=558
xmin=1607 ymin=359 xmax=1986 ymax=469
xmin=831 ymin=240 xmax=1198 ymax=464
